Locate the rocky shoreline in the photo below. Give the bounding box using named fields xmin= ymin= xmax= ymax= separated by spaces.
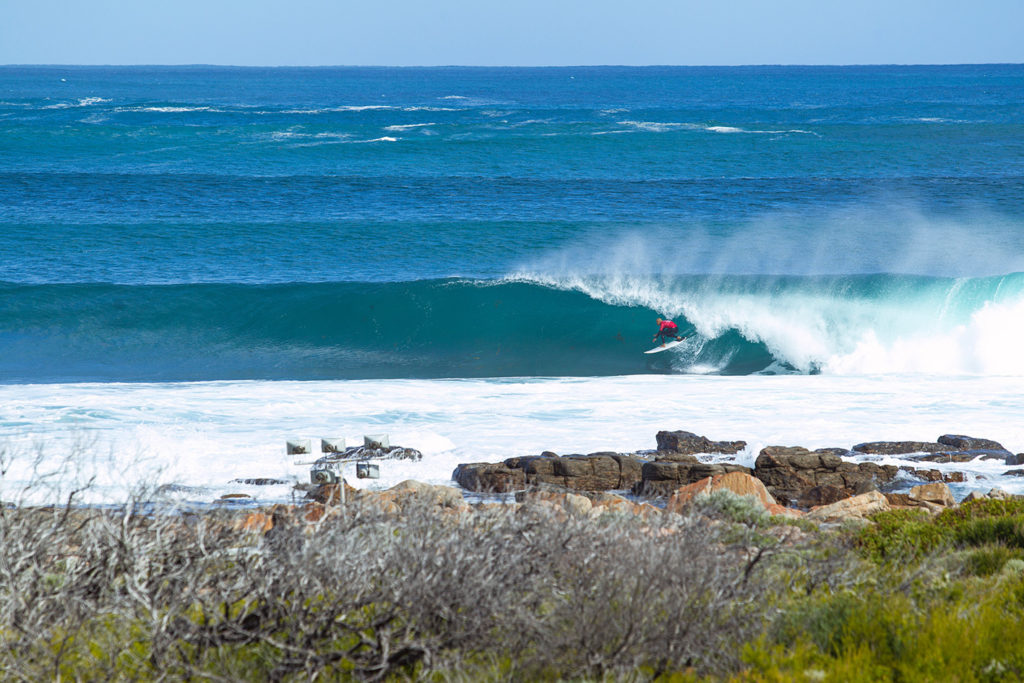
xmin=440 ymin=429 xmax=1024 ymax=521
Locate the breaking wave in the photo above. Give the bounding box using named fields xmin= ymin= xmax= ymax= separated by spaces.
xmin=2 ymin=273 xmax=1023 ymax=382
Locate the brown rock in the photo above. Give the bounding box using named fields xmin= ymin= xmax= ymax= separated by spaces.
xmin=652 ymin=452 xmax=701 ymax=463
xmin=453 ymin=462 xmax=526 ymax=492
xmin=521 ymin=490 xmax=593 ymax=516
xmin=911 ymin=468 xmax=944 ymax=482
xmin=384 ymin=480 xmax=468 ymax=510
xmin=655 ymin=430 xmax=746 ymax=455
xmin=665 ymin=472 xmax=777 ymax=514
xmin=883 ymin=492 xmax=915 ymax=507
xmin=938 ymin=434 xmax=1007 ymax=452
xmin=852 ymin=441 xmax=947 ymax=455
xmin=766 ymin=503 xmax=805 ymax=518
xmin=798 ymin=485 xmax=847 ymax=508
xmin=754 ymin=447 xmax=898 ymax=506
xmin=714 ymin=471 xmax=777 ymax=507
xmin=908 ymin=482 xmax=954 ymax=508
xmin=234 ymin=511 xmax=274 ymax=533
xmin=806 ymin=490 xmax=890 ymax=523
xmin=909 ymin=452 xmax=979 ymax=463
xmin=613 ymin=454 xmax=644 ymax=486
xmin=636 ymin=461 xmax=753 ymax=497
xmin=521 ymin=455 xmax=558 ymax=476
xmin=665 ymin=477 xmax=715 ymax=513
xmin=555 ymin=454 xmax=622 ymax=490
xmin=307 ymin=481 xmax=359 ymax=505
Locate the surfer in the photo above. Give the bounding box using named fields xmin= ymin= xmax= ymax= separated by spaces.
xmin=653 ymin=318 xmax=684 ymax=346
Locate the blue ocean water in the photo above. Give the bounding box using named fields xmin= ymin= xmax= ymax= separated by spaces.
xmin=3 ymin=65 xmax=1024 ymax=381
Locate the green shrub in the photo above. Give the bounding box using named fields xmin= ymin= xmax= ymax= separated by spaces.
xmin=951 ymin=517 xmax=1024 ymax=549
xmin=939 ymin=497 xmax=1024 ymax=523
xmin=855 ymin=508 xmax=950 ymax=562
xmin=749 ymin=566 xmax=1024 ymax=681
xmin=697 ymin=490 xmax=771 ymax=527
xmin=964 ymin=546 xmax=1024 ymax=577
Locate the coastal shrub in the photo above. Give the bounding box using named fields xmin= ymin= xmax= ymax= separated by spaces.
xmin=750 ymin=573 xmax=1024 ymax=681
xmin=745 ymin=521 xmax=1024 ymax=683
xmin=857 ymin=498 xmax=1024 ymax=568
xmin=939 ymin=496 xmax=1024 ymax=523
xmin=964 ymin=545 xmax=1024 ymax=577
xmin=854 ymin=508 xmax=949 ymax=562
xmin=0 ymin=489 xmax=789 ymax=681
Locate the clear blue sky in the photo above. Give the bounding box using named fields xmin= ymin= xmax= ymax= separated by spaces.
xmin=3 ymin=0 xmax=1022 ymax=66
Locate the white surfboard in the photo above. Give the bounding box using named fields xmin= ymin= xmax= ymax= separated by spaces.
xmin=644 ymin=339 xmax=686 ymax=354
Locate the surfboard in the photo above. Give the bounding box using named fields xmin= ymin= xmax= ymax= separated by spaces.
xmin=644 ymin=339 xmax=685 ymax=354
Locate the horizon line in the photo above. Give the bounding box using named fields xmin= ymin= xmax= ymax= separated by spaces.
xmin=3 ymin=62 xmax=1023 ymax=69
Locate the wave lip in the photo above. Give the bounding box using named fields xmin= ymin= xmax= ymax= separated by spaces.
xmin=511 ymin=271 xmax=1024 ymax=378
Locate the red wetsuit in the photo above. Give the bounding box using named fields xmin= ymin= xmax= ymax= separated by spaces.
xmin=655 ymin=320 xmax=680 ymax=343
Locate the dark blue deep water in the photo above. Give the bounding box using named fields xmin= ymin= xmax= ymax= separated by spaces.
xmin=2 ymin=65 xmax=1024 ymax=380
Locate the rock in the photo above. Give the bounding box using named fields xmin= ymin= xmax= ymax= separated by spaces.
xmin=665 ymin=477 xmax=715 ymax=513
xmin=301 ymin=502 xmax=340 ymax=523
xmin=306 ymin=482 xmax=359 ymax=505
xmin=753 ymin=446 xmax=899 ymax=507
xmin=234 ymin=511 xmax=274 ymax=532
xmin=1007 ymin=454 xmax=1024 ymax=466
xmin=944 ymin=472 xmax=966 ymax=483
xmin=554 ymin=454 xmax=626 ymax=490
xmin=714 ymin=471 xmax=777 ymax=507
xmin=635 ymin=460 xmax=752 ymax=497
xmin=798 ymin=485 xmax=847 ymax=508
xmin=766 ymin=503 xmax=805 ymax=518
xmin=916 ymin=500 xmax=947 ymax=515
xmin=908 ymin=482 xmax=954 ymax=508
xmin=456 ymin=453 xmax=645 ymax=493
xmin=655 ymin=430 xmax=746 ymax=455
xmin=232 ymin=478 xmax=290 ymax=486
xmin=385 ymin=480 xmax=468 ymax=510
xmin=907 ymin=467 xmax=943 ymax=482
xmin=907 ymin=451 xmax=979 ymax=463
xmin=806 ymin=490 xmax=890 ymax=523
xmin=883 ymin=492 xmax=916 ymax=507
xmin=938 ymin=434 xmax=1008 ymax=452
xmin=852 ymin=441 xmax=947 ymax=455
xmin=520 ymin=490 xmax=593 ymax=516
xmin=988 ymin=488 xmax=1014 ymax=499
xmin=961 ymin=490 xmax=988 ymax=503
xmin=665 ymin=471 xmax=777 ymax=514
xmin=652 ymin=452 xmax=701 ymax=464
xmin=977 ymin=451 xmax=1014 ymax=461
xmin=452 ymin=462 xmax=526 ymax=492
xmin=854 ymin=437 xmax=1008 ymax=463
xmin=1003 ymin=470 xmax=1024 ymax=478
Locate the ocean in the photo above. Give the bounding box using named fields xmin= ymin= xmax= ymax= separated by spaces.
xmin=2 ymin=64 xmax=1023 ymax=504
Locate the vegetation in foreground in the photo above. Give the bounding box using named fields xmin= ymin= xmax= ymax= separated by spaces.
xmin=4 ymin=479 xmax=1024 ymax=681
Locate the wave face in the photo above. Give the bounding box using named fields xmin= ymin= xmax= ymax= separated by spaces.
xmin=3 ymin=273 xmax=1023 ymax=381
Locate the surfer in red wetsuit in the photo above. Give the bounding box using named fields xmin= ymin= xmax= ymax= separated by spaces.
xmin=653 ymin=318 xmax=685 ymax=346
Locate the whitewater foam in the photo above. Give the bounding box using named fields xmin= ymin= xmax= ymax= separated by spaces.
xmin=43 ymin=97 xmax=110 ymax=109
xmin=2 ymin=375 xmax=1023 ymax=505
xmin=384 ymin=123 xmax=436 ymax=131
